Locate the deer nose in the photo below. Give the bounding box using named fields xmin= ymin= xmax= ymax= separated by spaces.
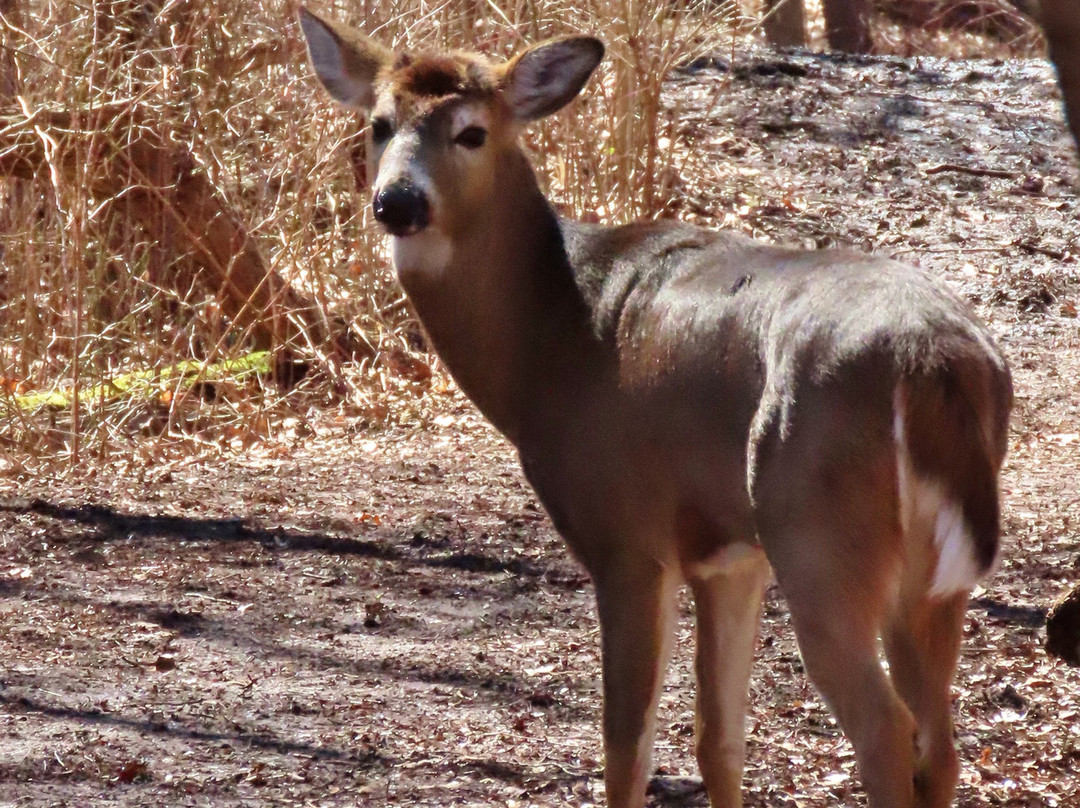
xmin=373 ymin=183 xmax=430 ymax=237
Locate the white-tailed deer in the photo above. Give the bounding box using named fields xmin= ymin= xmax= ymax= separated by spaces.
xmin=298 ymin=9 xmax=1012 ymax=807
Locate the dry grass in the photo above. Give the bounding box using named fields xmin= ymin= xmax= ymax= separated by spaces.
xmin=0 ymin=0 xmax=1045 ymax=476
xmin=0 ymin=0 xmax=748 ymax=475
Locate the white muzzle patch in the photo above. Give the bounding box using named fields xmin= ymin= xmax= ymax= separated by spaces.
xmin=391 ymin=229 xmax=454 ymax=282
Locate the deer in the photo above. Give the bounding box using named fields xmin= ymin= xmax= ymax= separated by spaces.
xmin=297 ymin=8 xmax=1012 ymax=808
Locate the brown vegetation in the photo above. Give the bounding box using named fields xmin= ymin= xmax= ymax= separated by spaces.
xmin=0 ymin=0 xmax=746 ymax=472
xmin=0 ymin=106 xmax=357 ymax=357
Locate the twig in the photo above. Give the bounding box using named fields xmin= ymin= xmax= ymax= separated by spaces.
xmin=1014 ymin=240 xmax=1074 ymax=261
xmin=378 ymin=295 xmax=411 ymax=319
xmin=924 ymin=163 xmax=1019 ymax=179
xmin=183 ymin=591 xmax=238 ymax=605
xmin=888 ymin=246 xmax=1012 ymax=256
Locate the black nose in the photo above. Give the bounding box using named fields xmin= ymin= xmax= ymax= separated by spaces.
xmin=373 ymin=183 xmax=430 ymax=236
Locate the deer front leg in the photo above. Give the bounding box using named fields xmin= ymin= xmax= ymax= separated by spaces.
xmin=689 ymin=549 xmax=771 ymax=808
xmin=593 ymin=558 xmax=679 ymax=808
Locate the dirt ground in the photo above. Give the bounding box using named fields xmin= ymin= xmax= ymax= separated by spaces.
xmin=3 ymin=48 xmax=1080 ymax=807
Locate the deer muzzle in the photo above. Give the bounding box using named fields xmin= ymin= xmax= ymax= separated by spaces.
xmin=373 ymin=182 xmax=430 ymax=237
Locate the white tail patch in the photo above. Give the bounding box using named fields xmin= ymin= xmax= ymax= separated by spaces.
xmin=893 ymin=387 xmax=982 ymax=597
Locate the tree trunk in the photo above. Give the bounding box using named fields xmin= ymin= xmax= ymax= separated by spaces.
xmin=822 ymin=0 xmax=872 ymax=52
xmin=1041 ymin=0 xmax=1080 ymax=154
xmin=0 ymin=0 xmax=20 ymax=99
xmin=764 ymin=0 xmax=808 ymax=48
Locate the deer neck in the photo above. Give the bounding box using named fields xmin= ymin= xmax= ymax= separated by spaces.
xmin=391 ymin=152 xmax=601 ymax=446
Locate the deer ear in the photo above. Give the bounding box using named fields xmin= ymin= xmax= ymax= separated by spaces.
xmin=298 ymin=6 xmax=393 ymax=109
xmin=501 ymin=36 xmax=604 ymax=121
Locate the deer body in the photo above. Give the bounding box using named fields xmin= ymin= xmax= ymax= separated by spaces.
xmin=298 ymin=10 xmax=1012 ymax=808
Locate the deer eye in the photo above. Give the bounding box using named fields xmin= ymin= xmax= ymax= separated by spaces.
xmin=453 ymin=126 xmax=487 ymax=149
xmin=371 ymin=118 xmax=393 ymax=143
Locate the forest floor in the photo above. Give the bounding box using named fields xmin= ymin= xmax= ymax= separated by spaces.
xmin=2 ymin=47 xmax=1080 ymax=807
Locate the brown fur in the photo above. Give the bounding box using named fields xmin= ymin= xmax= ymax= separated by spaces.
xmin=388 ymin=52 xmax=500 ymax=101
xmin=395 ymin=56 xmax=468 ymax=97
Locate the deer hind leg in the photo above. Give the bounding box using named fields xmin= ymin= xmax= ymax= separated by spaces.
xmin=750 ymin=377 xmax=927 ymax=807
xmin=593 ymin=558 xmax=680 ymax=808
xmin=689 ymin=548 xmax=771 ymax=808
xmin=883 ymin=591 xmax=968 ymax=808
xmin=772 ymin=541 xmax=918 ymax=808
